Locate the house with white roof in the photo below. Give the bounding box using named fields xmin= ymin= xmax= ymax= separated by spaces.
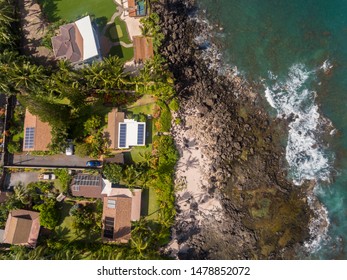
xmin=104 ymin=108 xmax=146 ymax=149
xmin=118 ymin=119 xmax=146 ymax=149
xmin=51 ymin=15 xmax=101 ymax=65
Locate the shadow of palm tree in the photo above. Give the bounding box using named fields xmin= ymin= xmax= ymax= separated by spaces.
xmin=37 ymin=0 xmax=61 ymax=22
xmin=185 ymin=155 xmax=199 ymax=170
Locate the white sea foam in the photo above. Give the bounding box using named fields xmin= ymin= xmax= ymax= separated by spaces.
xmin=304 ymin=188 xmax=330 ymax=253
xmin=265 ymin=64 xmax=333 ymax=185
xmin=191 ymin=15 xmax=238 ymax=76
xmin=265 ymin=63 xmax=335 ymax=253
xmin=320 ymin=59 xmax=333 ymax=73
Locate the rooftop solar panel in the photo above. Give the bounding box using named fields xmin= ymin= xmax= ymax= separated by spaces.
xmin=73 ymin=174 xmax=101 ymax=187
xmin=137 ymin=124 xmax=145 ymax=145
xmin=24 ymin=127 xmax=35 ymax=149
xmin=119 ymin=123 xmax=127 ymax=148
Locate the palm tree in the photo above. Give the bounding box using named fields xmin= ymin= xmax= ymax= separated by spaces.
xmin=27 ymin=246 xmax=48 ymax=260
xmin=0 ymin=2 xmax=14 ymax=46
xmin=139 ymin=151 xmax=154 ymax=168
xmin=13 ymin=183 xmax=30 ymax=206
xmin=122 ymin=164 xmax=143 ymax=188
xmin=0 ymin=50 xmax=20 ymax=95
xmin=10 ymin=61 xmax=47 ymax=93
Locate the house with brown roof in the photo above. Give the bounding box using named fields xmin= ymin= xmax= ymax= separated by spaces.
xmin=101 ymin=196 xmax=132 ymax=243
xmin=101 ymin=179 xmax=142 ymax=221
xmin=133 ymin=36 xmax=153 ymax=64
xmin=51 ymin=15 xmax=101 ymax=65
xmin=1 ymin=209 xmax=40 ymax=248
xmin=70 ymin=174 xmax=104 ymax=198
xmin=23 ymin=109 xmax=52 ymax=152
xmin=104 ymin=108 xmax=125 ymax=150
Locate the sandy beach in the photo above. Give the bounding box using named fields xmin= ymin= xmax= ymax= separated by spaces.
xmin=167 ymin=109 xmax=224 ymax=257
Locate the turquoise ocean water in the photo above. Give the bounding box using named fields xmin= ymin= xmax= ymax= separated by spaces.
xmin=197 ymin=0 xmax=347 ymax=259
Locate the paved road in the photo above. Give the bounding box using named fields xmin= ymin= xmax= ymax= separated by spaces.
xmin=10 ymin=153 xmax=96 ymax=168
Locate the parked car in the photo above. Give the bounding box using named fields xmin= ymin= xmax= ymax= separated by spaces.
xmin=39 ymin=173 xmax=56 ymax=180
xmin=65 ymin=143 xmax=74 ymax=156
xmin=86 ymin=160 xmax=102 ymax=167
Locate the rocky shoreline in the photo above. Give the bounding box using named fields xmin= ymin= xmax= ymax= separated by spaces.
xmin=153 ymin=0 xmax=314 ymax=259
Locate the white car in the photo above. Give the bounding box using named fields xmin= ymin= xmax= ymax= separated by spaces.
xmin=40 ymin=173 xmax=56 ymax=180
xmin=65 ymin=143 xmax=74 ymax=156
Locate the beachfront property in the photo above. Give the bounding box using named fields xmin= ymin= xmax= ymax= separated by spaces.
xmin=104 ymin=108 xmax=146 ymax=149
xmin=70 ymin=174 xmax=142 ymax=214
xmin=118 ymin=119 xmax=146 ymax=149
xmin=69 ymin=173 xmax=141 ymax=243
xmin=0 ymin=209 xmax=40 ymax=248
xmin=102 ymin=196 xmax=132 ymax=243
xmin=101 ymin=179 xmax=142 ymax=221
xmin=126 ymin=0 xmax=146 ymax=17
xmin=51 ymin=15 xmax=101 ymax=65
xmin=23 ymin=109 xmax=52 ymax=152
xmin=101 ymin=180 xmax=142 ymax=243
xmin=133 ymin=35 xmax=154 ymax=64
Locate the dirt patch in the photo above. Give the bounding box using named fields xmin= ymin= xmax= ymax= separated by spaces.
xmin=18 ymin=0 xmax=56 ymax=65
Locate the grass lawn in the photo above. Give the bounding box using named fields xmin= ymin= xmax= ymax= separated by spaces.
xmin=58 ymin=200 xmax=75 ymax=241
xmin=124 ymin=143 xmax=153 ymax=164
xmin=54 ymin=179 xmax=64 ymax=193
xmin=128 ymin=95 xmax=156 ymax=109
xmin=106 ymin=17 xmax=132 ymax=45
xmin=39 ymin=0 xmax=117 ymax=23
xmin=128 ymin=98 xmax=156 ymax=116
xmin=109 ymin=45 xmax=134 ymax=63
xmin=141 ymin=188 xmax=159 ymax=220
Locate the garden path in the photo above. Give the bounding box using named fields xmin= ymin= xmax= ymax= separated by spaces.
xmin=100 ymin=1 xmax=137 ymax=58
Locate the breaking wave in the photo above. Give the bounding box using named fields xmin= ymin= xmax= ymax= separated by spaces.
xmin=265 ymin=63 xmax=334 ymax=186
xmin=265 ymin=63 xmax=335 ymax=253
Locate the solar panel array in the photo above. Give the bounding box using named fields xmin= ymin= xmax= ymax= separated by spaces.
xmin=73 ymin=174 xmax=101 ymax=187
xmin=137 ymin=124 xmax=145 ymax=145
xmin=119 ymin=123 xmax=127 ymax=148
xmin=24 ymin=127 xmax=35 ymax=149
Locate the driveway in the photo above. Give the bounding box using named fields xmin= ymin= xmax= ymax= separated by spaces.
xmin=10 ymin=153 xmax=95 ymax=168
xmin=3 ymin=172 xmax=40 ymax=189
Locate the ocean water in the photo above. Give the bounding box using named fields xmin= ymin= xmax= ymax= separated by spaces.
xmin=197 ymin=0 xmax=347 ymax=259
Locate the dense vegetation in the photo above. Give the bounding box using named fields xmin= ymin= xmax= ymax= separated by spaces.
xmin=0 ymin=0 xmax=179 ymax=260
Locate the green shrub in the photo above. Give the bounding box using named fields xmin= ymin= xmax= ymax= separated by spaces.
xmin=75 ymin=142 xmax=93 ymax=157
xmin=7 ymin=141 xmax=21 ymax=154
xmin=156 ymin=101 xmax=171 ymax=132
xmin=168 ymin=98 xmax=179 ymax=112
xmin=102 ymin=163 xmax=123 ymax=184
xmin=33 ymin=198 xmax=60 ymax=230
xmin=54 ymin=169 xmax=72 ymax=193
xmin=138 ymin=113 xmax=147 ymax=122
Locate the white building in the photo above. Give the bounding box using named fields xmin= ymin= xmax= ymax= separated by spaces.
xmin=118 ymin=119 xmax=146 ymax=149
